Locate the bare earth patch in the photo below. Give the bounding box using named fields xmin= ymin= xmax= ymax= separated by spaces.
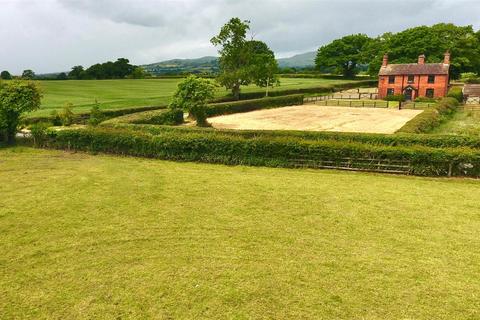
xmin=209 ymin=104 xmax=423 ymax=134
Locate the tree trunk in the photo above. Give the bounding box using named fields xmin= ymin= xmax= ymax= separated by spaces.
xmin=232 ymin=83 xmax=241 ymax=100
xmin=265 ymin=78 xmax=270 ymax=97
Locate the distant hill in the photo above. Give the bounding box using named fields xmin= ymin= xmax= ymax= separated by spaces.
xmin=142 ymin=56 xmax=219 ymax=75
xmin=277 ymin=52 xmax=316 ymax=68
xmin=142 ymin=52 xmax=316 ymax=75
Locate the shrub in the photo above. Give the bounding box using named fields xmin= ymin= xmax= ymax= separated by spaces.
xmin=88 ymin=103 xmax=106 ymax=127
xmin=50 ymin=110 xmax=62 ymax=126
xmin=384 ymin=94 xmax=405 ymax=102
xmin=43 ymin=127 xmax=480 ymax=177
xmin=447 ymin=87 xmax=464 ymax=103
xmin=396 ymin=97 xmax=459 ymax=133
xmin=170 ymin=76 xmax=216 ymax=127
xmin=206 ymin=94 xmax=304 ymax=117
xmin=30 ymin=122 xmax=51 ymax=147
xmin=414 ymin=97 xmax=437 ymax=103
xmin=59 ymin=103 xmax=75 ymax=126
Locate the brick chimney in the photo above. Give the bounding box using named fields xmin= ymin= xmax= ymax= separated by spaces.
xmin=418 ymin=54 xmax=425 ymax=64
xmin=444 ymin=51 xmax=451 ymax=65
xmin=382 ymin=54 xmax=388 ymax=67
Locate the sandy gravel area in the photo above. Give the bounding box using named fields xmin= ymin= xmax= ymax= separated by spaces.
xmin=209 ymin=104 xmax=423 ymax=134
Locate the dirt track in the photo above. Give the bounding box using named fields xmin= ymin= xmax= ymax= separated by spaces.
xmin=209 ymin=104 xmax=423 ymax=134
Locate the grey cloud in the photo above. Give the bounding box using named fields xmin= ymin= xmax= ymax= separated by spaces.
xmin=1 ymin=0 xmax=479 ymax=74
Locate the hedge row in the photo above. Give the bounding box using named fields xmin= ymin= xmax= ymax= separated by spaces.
xmin=205 ymin=94 xmax=304 ymax=117
xmin=278 ymin=74 xmax=376 ymax=80
xmin=396 ymin=97 xmax=459 ymax=134
xmin=101 ymin=120 xmax=480 ymax=150
xmin=221 ymin=80 xmax=377 ymax=100
xmin=102 ymin=108 xmax=184 ymax=125
xmin=23 ymin=105 xmax=168 ymax=126
xmin=43 ymin=127 xmax=480 ymax=177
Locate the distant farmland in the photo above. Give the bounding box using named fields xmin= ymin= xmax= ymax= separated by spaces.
xmin=31 ymin=78 xmax=363 ymax=116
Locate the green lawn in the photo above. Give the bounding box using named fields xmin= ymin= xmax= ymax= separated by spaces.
xmin=432 ymin=109 xmax=480 ymax=136
xmin=31 ymin=77 xmax=359 ymax=116
xmin=1 ymin=147 xmax=479 ymax=319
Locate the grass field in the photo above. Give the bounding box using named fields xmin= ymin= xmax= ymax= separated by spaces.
xmin=1 ymin=147 xmax=480 ymax=319
xmin=31 ymin=78 xmax=358 ymax=116
xmin=432 ymin=109 xmax=480 ymax=136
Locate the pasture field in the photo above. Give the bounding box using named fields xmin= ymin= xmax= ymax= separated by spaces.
xmin=31 ymin=77 xmax=358 ymax=116
xmin=1 ymin=147 xmax=480 ymax=319
xmin=432 ymin=109 xmax=480 ymax=136
xmin=209 ymin=105 xmax=423 ymax=133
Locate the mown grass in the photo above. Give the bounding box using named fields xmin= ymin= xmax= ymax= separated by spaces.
xmin=31 ymin=78 xmax=358 ymax=116
xmin=1 ymin=147 xmax=479 ymax=319
xmin=432 ymin=110 xmax=480 ymax=136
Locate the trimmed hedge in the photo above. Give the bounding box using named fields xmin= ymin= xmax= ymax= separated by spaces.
xmin=43 ymin=127 xmax=480 ymax=177
xmin=102 ymin=108 xmax=184 ymax=125
xmin=211 ymin=80 xmax=377 ymax=102
xmin=396 ymin=98 xmax=459 ymax=134
xmin=279 ymin=74 xmax=376 ymax=80
xmin=205 ymin=94 xmax=304 ymax=117
xmin=23 ymin=105 xmax=168 ymax=126
xmin=104 ymin=123 xmax=480 ymax=150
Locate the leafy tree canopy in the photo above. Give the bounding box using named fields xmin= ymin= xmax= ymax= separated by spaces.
xmin=211 ymin=17 xmax=278 ymax=99
xmin=315 ymin=34 xmax=372 ymax=78
xmin=0 ymin=80 xmax=42 ymax=143
xmin=21 ymin=69 xmax=35 ymax=80
xmin=316 ymin=24 xmax=480 ymax=79
xmin=68 ymin=59 xmax=137 ymax=80
xmin=0 ymin=71 xmax=12 ymax=80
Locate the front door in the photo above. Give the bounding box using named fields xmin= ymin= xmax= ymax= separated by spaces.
xmin=404 ymin=88 xmax=413 ymax=101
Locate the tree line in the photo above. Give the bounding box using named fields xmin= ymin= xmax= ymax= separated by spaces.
xmin=315 ymin=23 xmax=480 ymax=79
xmin=0 ymin=58 xmax=148 ymax=81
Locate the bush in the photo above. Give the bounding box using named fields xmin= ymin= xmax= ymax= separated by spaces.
xmin=59 ymin=103 xmax=75 ymax=126
xmin=384 ymin=94 xmax=405 ymax=102
xmin=447 ymin=87 xmax=464 ymax=103
xmin=102 ymin=108 xmax=184 ymax=126
xmin=30 ymin=122 xmax=51 ymax=147
xmin=88 ymin=104 xmax=106 ymax=127
xmin=205 ymin=94 xmax=304 ymax=117
xmin=43 ymin=126 xmax=480 ymax=177
xmin=397 ymin=97 xmax=459 ymax=133
xmin=414 ymin=97 xmax=437 ymax=103
xmin=49 ymin=110 xmax=62 ymax=126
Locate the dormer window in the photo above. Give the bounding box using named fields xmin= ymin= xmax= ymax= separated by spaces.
xmin=407 ymin=75 xmax=414 ymax=83
xmin=428 ymin=75 xmax=435 ymax=83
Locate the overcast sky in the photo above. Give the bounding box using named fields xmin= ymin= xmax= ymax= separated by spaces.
xmin=1 ymin=0 xmax=479 ymax=74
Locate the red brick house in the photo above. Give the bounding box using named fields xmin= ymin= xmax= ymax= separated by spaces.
xmin=378 ymin=52 xmax=450 ymax=100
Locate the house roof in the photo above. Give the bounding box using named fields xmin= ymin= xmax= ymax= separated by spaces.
xmin=379 ymin=63 xmax=449 ymax=76
xmin=464 ymin=84 xmax=480 ymax=96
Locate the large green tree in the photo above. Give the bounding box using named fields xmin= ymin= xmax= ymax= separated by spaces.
xmin=315 ymin=34 xmax=372 ymax=78
xmin=0 ymin=80 xmax=42 ymax=143
xmin=169 ymin=75 xmax=215 ymax=127
xmin=69 ymin=66 xmax=85 ymax=79
xmin=0 ymin=71 xmax=12 ymax=80
xmin=366 ymin=24 xmax=480 ymax=78
xmin=247 ymin=40 xmax=279 ymax=96
xmin=211 ymin=18 xmax=278 ymax=99
xmin=21 ymin=69 xmax=35 ymax=80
